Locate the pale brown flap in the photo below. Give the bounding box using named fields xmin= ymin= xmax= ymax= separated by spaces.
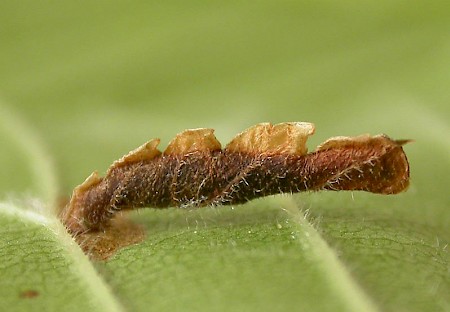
xmin=225 ymin=122 xmax=315 ymax=155
xmin=164 ymin=128 xmax=222 ymax=155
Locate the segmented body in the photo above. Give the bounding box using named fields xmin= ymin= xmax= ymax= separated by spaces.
xmin=62 ymin=126 xmax=409 ymax=235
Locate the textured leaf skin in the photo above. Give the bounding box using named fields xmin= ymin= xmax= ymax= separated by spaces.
xmin=99 ymin=204 xmax=351 ymax=312
xmin=0 ymin=0 xmax=449 ymax=311
xmin=0 ymin=207 xmax=119 ymax=312
xmin=316 ymin=211 xmax=450 ymax=312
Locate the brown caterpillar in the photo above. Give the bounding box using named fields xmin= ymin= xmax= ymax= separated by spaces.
xmin=61 ymin=122 xmax=410 ymax=235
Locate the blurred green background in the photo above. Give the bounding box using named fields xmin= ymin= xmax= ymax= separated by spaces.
xmin=1 ymin=0 xmax=447 ymax=188
xmin=0 ymin=1 xmax=449 ymax=311
xmin=1 ymin=0 xmax=448 ymax=221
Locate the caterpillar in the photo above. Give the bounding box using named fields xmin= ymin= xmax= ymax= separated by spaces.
xmin=61 ymin=122 xmax=410 ymax=235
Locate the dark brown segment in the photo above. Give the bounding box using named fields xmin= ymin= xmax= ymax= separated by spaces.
xmin=61 ymin=135 xmax=409 ymax=234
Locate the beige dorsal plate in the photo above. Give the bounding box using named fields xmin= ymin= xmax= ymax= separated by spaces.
xmin=109 ymin=138 xmax=162 ymax=171
xmin=74 ymin=171 xmax=102 ymax=194
xmin=316 ymin=134 xmax=379 ymax=151
xmin=62 ymin=170 xmax=103 ymax=222
xmin=164 ymin=128 xmax=222 ymax=155
xmin=225 ymin=122 xmax=315 ymax=155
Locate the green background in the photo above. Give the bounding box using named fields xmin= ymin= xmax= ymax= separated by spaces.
xmin=0 ymin=1 xmax=449 ymax=311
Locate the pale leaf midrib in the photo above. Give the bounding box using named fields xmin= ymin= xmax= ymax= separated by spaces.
xmin=0 ymin=102 xmax=58 ymax=211
xmin=276 ymin=196 xmax=381 ymax=312
xmin=0 ymin=202 xmax=125 ymax=312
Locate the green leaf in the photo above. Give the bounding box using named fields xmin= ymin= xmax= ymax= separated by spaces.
xmin=0 ymin=203 xmax=122 ymax=312
xmin=96 ymin=198 xmax=380 ymax=312
xmin=0 ymin=104 xmax=58 ymax=209
xmin=0 ymin=1 xmax=449 ymax=311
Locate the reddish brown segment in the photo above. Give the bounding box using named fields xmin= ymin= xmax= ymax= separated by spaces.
xmin=61 ymin=124 xmax=410 ymax=235
xmin=20 ymin=290 xmax=39 ymax=299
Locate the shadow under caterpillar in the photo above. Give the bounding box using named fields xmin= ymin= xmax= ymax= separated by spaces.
xmin=61 ymin=122 xmax=410 ymax=235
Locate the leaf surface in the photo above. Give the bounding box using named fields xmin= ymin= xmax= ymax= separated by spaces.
xmin=0 ymin=1 xmax=449 ymax=311
xmin=0 ymin=203 xmax=123 ymax=312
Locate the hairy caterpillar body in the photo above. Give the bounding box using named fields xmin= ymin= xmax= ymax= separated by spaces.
xmin=61 ymin=122 xmax=410 ymax=235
